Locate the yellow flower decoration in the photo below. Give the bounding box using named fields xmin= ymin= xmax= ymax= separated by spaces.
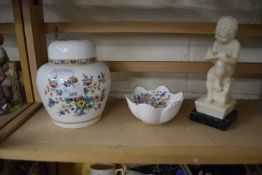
xmin=76 ymin=100 xmax=86 ymax=108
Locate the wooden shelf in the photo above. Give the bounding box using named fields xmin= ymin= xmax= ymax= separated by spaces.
xmin=105 ymin=61 xmax=262 ymax=75
xmin=0 ymin=99 xmax=261 ymax=164
xmin=0 ymin=103 xmax=30 ymax=130
xmin=0 ymin=23 xmax=15 ymax=33
xmin=44 ymin=22 xmax=262 ymax=36
xmin=0 ymin=103 xmax=41 ymax=142
xmin=1 ymin=0 xmax=261 ymax=165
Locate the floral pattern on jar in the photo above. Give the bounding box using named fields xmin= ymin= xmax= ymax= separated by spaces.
xmin=44 ymin=72 xmax=106 ymax=116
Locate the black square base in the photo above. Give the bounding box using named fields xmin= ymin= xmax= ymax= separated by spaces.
xmin=189 ymin=109 xmax=238 ymax=131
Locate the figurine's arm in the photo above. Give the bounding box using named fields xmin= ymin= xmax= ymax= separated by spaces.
xmin=205 ymin=42 xmax=218 ymax=62
xmin=230 ymin=39 xmax=240 ymax=63
xmin=219 ymin=40 xmax=240 ymax=64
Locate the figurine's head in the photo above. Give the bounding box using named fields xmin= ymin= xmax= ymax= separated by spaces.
xmin=215 ymin=16 xmax=238 ymax=43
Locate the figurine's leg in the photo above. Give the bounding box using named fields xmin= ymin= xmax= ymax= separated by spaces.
xmin=3 ymin=86 xmax=11 ymax=98
xmin=205 ymin=67 xmax=215 ymax=103
xmin=214 ymin=60 xmax=226 ymax=92
xmin=0 ymin=87 xmax=10 ymax=114
xmin=8 ymin=62 xmax=23 ymax=103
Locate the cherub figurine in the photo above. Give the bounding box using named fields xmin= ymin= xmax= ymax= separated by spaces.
xmin=193 ymin=16 xmax=240 ymax=121
xmin=205 ymin=16 xmax=240 ymax=104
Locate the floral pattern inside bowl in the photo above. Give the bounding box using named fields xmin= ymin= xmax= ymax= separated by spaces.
xmin=134 ymin=91 xmax=170 ymax=108
xmin=126 ymin=86 xmax=184 ymax=125
xmin=133 ymin=86 xmax=180 ymax=108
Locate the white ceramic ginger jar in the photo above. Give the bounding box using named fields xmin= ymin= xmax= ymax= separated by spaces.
xmin=36 ymin=40 xmax=110 ymax=128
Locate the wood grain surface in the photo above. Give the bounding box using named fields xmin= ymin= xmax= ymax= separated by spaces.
xmin=12 ymin=0 xmax=34 ymax=102
xmin=0 ymin=99 xmax=261 ymax=164
xmin=105 ymin=61 xmax=262 ymax=75
xmin=22 ymin=0 xmax=48 ymax=102
xmin=0 ymin=23 xmax=14 ymax=33
xmin=0 ymin=103 xmax=41 ymax=142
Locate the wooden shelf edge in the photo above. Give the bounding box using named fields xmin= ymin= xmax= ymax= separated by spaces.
xmin=0 ymin=145 xmax=261 ymax=164
xmin=0 ymin=145 xmax=262 ymax=164
xmin=0 ymin=99 xmax=261 ymax=164
xmin=0 ymin=103 xmax=42 ymax=142
xmin=44 ymin=22 xmax=262 ymax=36
xmin=0 ymin=103 xmax=31 ymax=129
xmin=0 ymin=23 xmax=15 ymax=33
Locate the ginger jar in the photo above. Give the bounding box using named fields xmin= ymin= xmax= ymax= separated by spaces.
xmin=36 ymin=40 xmax=110 ymax=128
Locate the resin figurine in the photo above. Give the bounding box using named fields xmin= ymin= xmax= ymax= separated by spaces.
xmin=190 ymin=16 xmax=240 ymax=130
xmin=205 ymin=16 xmax=240 ymax=105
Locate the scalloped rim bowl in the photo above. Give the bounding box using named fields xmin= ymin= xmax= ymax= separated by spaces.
xmin=125 ymin=86 xmax=184 ymax=125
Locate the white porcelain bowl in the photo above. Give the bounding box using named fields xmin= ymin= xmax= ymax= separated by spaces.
xmin=126 ymin=86 xmax=184 ymax=125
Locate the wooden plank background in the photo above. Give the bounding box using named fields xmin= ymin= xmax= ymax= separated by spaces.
xmin=105 ymin=61 xmax=262 ymax=75
xmin=44 ymin=22 xmax=262 ymax=36
xmin=2 ymin=22 xmax=262 ymax=36
xmin=0 ymin=23 xmax=14 ymax=33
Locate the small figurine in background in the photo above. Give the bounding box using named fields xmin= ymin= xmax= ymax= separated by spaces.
xmin=190 ymin=16 xmax=240 ymax=130
xmin=0 ymin=34 xmax=23 ymax=115
xmin=7 ymin=62 xmax=23 ymax=104
xmin=0 ymin=47 xmax=11 ymax=114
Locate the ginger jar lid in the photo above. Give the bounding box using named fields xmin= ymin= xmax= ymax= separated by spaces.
xmin=48 ymin=40 xmax=96 ymax=64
